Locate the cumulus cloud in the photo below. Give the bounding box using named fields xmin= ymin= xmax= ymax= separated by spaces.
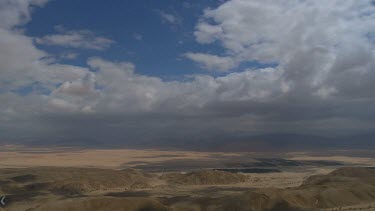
xmin=0 ymin=0 xmax=49 ymax=29
xmin=0 ymin=1 xmax=89 ymax=90
xmin=1 ymin=0 xmax=375 ymax=146
xmin=36 ymin=26 xmax=115 ymax=50
xmin=53 ymin=73 xmax=97 ymax=97
xmin=193 ymin=0 xmax=375 ymax=66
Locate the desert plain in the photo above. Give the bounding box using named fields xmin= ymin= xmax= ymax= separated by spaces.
xmin=0 ymin=145 xmax=375 ymax=211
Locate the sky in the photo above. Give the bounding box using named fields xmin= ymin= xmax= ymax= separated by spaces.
xmin=1 ymin=0 xmax=375 ymax=147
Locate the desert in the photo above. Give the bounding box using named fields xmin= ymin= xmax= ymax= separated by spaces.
xmin=0 ymin=146 xmax=375 ymax=211
xmin=2 ymin=0 xmax=375 ymax=210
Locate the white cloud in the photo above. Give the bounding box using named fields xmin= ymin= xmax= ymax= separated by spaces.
xmin=0 ymin=27 xmax=46 ymax=88
xmin=0 ymin=3 xmax=90 ymax=90
xmin=36 ymin=26 xmax=115 ymax=50
xmin=193 ymin=0 xmax=375 ymax=66
xmin=0 ymin=0 xmax=49 ymax=29
xmin=184 ymin=52 xmax=237 ymax=71
xmin=194 ymin=21 xmax=223 ymax=44
xmin=83 ymin=58 xmax=285 ymax=114
xmin=53 ymin=73 xmax=98 ymax=97
xmin=1 ymin=0 xmax=375 ymax=144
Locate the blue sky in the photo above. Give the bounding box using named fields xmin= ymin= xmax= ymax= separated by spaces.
xmin=25 ymin=0 xmax=230 ymax=78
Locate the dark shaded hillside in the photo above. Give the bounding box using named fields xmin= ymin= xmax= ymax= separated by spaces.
xmin=164 ymin=167 xmax=375 ymax=210
xmin=0 ymin=167 xmax=155 ymax=197
xmin=163 ymin=168 xmax=375 ymax=211
xmin=1 ymin=167 xmax=375 ymax=210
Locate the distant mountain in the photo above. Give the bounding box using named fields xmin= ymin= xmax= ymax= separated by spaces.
xmin=10 ymin=132 xmax=375 ymax=152
xmin=151 ymin=133 xmax=375 ymax=152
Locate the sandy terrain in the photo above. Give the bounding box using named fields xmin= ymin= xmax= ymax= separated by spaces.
xmin=1 ymin=146 xmax=375 ymax=210
xmin=1 ymin=145 xmax=375 ymax=191
xmin=290 ymin=156 xmax=375 ymax=166
xmin=0 ymin=145 xmax=248 ymax=169
xmin=1 ymin=145 xmax=375 ymax=170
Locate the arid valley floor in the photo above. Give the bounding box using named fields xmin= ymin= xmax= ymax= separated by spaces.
xmin=0 ymin=146 xmax=375 ymax=211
